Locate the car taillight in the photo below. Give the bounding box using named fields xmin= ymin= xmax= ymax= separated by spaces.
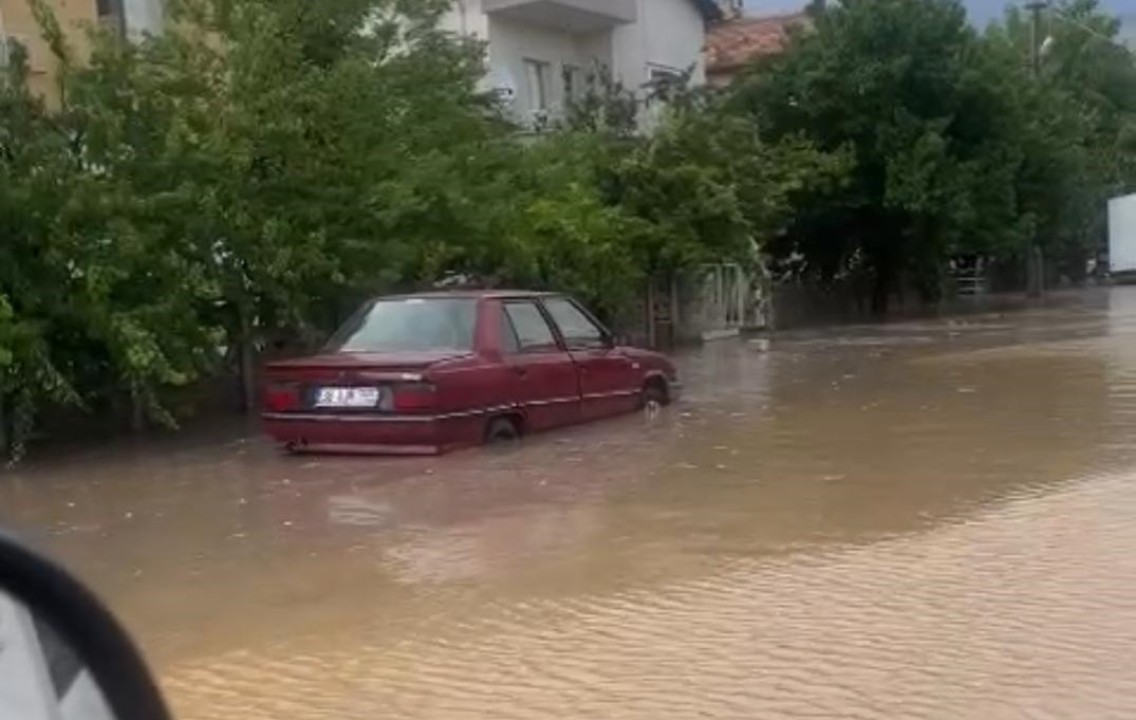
xmin=392 ymin=382 xmax=436 ymax=412
xmin=264 ymin=382 xmax=301 ymax=412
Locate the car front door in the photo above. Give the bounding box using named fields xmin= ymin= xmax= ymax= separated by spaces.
xmin=500 ymin=300 xmax=581 ymax=430
xmin=540 ymin=296 xmax=639 ymax=420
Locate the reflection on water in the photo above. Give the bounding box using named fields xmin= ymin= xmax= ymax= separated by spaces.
xmin=4 ymin=288 xmax=1136 ymax=718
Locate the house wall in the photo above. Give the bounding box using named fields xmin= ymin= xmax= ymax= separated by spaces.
xmin=441 ymin=0 xmax=706 ymax=126
xmin=439 ymin=0 xmax=490 ymax=39
xmin=1 ymin=0 xmax=164 ymax=105
xmin=486 ymin=15 xmax=597 ymax=119
xmin=0 ymin=0 xmax=98 ymax=107
xmin=611 ymin=0 xmax=706 ymax=87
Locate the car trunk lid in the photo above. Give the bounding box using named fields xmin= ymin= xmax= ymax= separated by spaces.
xmin=262 ymin=351 xmax=470 ymax=414
xmin=266 ymin=350 xmax=470 ymax=379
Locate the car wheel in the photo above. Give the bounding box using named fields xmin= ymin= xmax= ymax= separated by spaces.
xmin=484 ymin=417 xmax=521 ymax=445
xmin=641 ymin=381 xmax=669 ymax=419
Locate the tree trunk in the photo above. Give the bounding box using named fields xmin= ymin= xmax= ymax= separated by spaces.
xmin=237 ymin=308 xmax=257 ymax=415
xmin=130 ymin=383 xmax=145 ymax=434
xmin=0 ymin=391 xmax=7 ymax=460
xmin=871 ymin=268 xmax=892 ymax=316
xmin=646 ymin=282 xmax=657 ymax=349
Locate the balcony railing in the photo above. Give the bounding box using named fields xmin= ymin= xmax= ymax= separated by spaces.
xmin=484 ymin=0 xmax=637 ymax=32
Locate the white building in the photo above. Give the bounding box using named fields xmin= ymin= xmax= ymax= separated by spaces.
xmin=96 ymin=0 xmax=165 ymax=41
xmin=440 ymin=0 xmax=727 ymax=127
xmin=117 ymin=0 xmax=165 ymax=40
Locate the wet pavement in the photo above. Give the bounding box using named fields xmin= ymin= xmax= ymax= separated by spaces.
xmin=5 ymin=288 xmax=1136 ymax=719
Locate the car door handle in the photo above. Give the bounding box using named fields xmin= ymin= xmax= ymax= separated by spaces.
xmin=514 ymin=367 xmax=528 ymax=378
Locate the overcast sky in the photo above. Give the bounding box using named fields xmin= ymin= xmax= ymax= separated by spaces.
xmin=742 ymin=0 xmax=1136 ymax=25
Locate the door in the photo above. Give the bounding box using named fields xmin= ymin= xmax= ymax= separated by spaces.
xmin=541 ymin=296 xmax=638 ymax=420
xmin=500 ymin=300 xmax=581 ymax=430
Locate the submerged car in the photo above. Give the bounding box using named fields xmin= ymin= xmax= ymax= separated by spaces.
xmin=261 ymin=291 xmax=680 ymax=454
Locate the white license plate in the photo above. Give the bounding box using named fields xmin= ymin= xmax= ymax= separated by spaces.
xmin=315 ymin=386 xmax=381 ymax=408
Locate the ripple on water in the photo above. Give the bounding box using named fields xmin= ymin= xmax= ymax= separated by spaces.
xmin=162 ymin=471 xmax=1136 ymax=720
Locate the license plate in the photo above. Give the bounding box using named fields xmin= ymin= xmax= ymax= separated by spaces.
xmin=315 ymin=386 xmax=381 ymax=408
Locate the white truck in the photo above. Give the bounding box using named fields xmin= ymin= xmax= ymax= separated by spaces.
xmin=1108 ymin=193 xmax=1136 ymax=279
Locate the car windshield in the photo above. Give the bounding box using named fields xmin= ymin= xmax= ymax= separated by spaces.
xmin=325 ymin=298 xmax=476 ymax=353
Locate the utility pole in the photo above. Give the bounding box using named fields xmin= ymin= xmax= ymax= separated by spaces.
xmin=1026 ymin=0 xmax=1047 ymax=298
xmin=1028 ymin=1 xmax=1046 ymax=77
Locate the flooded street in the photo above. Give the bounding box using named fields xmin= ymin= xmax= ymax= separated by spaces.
xmin=6 ymin=288 xmax=1136 ymax=719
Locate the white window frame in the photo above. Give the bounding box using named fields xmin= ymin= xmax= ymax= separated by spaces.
xmin=522 ymin=58 xmax=551 ymax=113
xmin=0 ymin=34 xmax=32 ymax=72
xmin=647 ymin=64 xmax=683 ymax=84
xmin=562 ymin=63 xmax=583 ymax=104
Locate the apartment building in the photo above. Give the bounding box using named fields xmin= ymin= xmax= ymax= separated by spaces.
xmin=0 ymin=0 xmax=162 ymax=104
xmin=4 ymin=0 xmax=734 ymax=116
xmin=440 ymin=0 xmax=736 ymax=127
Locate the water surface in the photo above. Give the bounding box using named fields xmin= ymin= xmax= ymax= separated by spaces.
xmin=4 ymin=288 xmax=1136 ymax=719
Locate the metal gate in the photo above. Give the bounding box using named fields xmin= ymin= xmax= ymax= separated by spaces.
xmin=696 ymin=263 xmax=748 ymax=340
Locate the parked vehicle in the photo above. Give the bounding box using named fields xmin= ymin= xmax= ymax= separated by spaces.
xmin=261 ymin=291 xmax=680 ymax=454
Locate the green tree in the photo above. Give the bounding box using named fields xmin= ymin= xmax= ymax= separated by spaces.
xmin=992 ymin=0 xmax=1136 ymax=281
xmin=64 ymin=0 xmax=500 ymax=411
xmin=1 ymin=0 xmax=504 ymax=458
xmin=0 ymin=49 xmax=82 ymax=459
xmin=730 ymin=0 xmax=1034 ymax=310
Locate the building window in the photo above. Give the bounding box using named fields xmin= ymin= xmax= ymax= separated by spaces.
xmin=0 ymin=37 xmax=14 ymax=69
xmin=647 ymin=65 xmax=683 ymax=84
xmin=523 ymin=58 xmax=550 ymax=112
xmin=562 ymin=64 xmax=583 ymax=104
xmin=646 ymin=64 xmax=684 ymax=103
xmin=0 ymin=35 xmax=32 ymax=72
xmin=96 ymin=0 xmax=127 ymax=36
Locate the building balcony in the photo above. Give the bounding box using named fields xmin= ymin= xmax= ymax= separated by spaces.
xmin=483 ymin=0 xmax=637 ymax=33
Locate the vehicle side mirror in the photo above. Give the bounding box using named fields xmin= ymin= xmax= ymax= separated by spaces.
xmin=605 ymin=332 xmax=630 ymax=348
xmin=0 ymin=531 xmax=171 ymax=720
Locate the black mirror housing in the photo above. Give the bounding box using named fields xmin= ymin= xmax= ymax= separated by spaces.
xmin=0 ymin=531 xmax=171 ymax=720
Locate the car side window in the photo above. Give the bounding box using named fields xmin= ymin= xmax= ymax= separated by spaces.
xmin=499 ymin=307 xmax=521 ymax=354
xmin=503 ymin=301 xmax=559 ymax=353
xmin=542 ymin=297 xmax=606 ymax=349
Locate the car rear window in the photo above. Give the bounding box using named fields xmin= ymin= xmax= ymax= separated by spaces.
xmin=325 ymin=298 xmax=477 ymax=353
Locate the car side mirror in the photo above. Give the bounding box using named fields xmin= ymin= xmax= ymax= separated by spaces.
xmin=606 ymin=332 xmax=630 ymax=348
xmin=0 ymin=531 xmax=171 ymax=720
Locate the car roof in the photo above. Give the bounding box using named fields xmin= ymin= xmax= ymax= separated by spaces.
xmin=373 ymin=290 xmax=560 ymax=301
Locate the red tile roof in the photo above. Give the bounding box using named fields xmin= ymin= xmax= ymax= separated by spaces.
xmin=706 ymin=13 xmax=809 ymax=78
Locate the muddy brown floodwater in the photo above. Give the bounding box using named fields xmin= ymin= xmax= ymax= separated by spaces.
xmin=6 ymin=289 xmax=1136 ymax=719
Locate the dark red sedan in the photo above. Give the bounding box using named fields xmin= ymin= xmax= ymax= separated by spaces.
xmin=261 ymin=291 xmax=680 ymax=454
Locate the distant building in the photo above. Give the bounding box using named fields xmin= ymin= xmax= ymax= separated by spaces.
xmin=0 ymin=0 xmax=163 ymax=105
xmin=439 ymin=0 xmax=725 ymax=129
xmin=705 ymin=11 xmax=807 ymax=87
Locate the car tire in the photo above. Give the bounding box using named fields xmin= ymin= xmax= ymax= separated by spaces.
xmin=484 ymin=417 xmax=521 ymax=445
xmin=641 ymin=381 xmax=669 ymax=418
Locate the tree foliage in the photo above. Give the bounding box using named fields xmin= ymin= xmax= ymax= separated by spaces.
xmin=728 ymin=0 xmax=1136 ymax=307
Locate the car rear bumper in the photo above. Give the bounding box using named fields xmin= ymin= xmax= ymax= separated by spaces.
xmin=262 ymin=412 xmax=449 ymax=455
